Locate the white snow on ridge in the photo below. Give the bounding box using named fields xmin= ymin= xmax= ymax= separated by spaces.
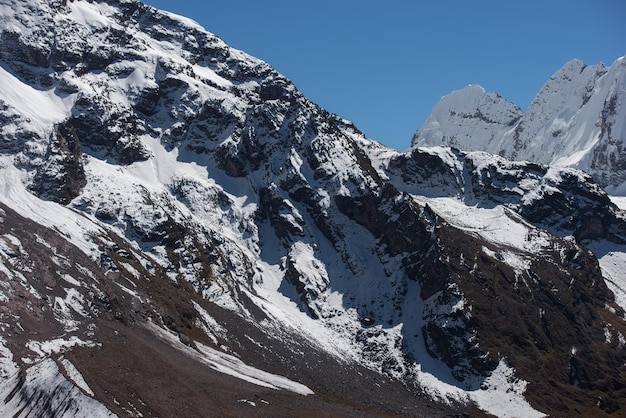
xmin=609 ymin=195 xmax=626 ymax=211
xmin=415 ymin=196 xmax=550 ymax=254
xmin=66 ymin=0 xmax=117 ymax=30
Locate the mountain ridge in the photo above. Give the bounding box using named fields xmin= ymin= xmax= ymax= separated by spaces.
xmin=1 ymin=1 xmax=626 ymax=417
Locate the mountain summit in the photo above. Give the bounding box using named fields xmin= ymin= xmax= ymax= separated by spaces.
xmin=1 ymin=1 xmax=626 ymax=417
xmin=413 ymin=56 xmax=626 ymax=193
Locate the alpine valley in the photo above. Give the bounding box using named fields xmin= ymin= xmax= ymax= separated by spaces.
xmin=1 ymin=1 xmax=626 ymax=417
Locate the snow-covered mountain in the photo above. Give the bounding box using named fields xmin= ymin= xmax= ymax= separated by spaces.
xmin=412 ymin=56 xmax=626 ymax=194
xmin=1 ymin=1 xmax=626 ymax=417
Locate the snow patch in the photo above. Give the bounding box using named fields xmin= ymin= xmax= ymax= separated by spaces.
xmin=0 ymin=358 xmax=114 ymax=417
xmin=471 ymin=359 xmax=545 ymax=418
xmin=191 ymin=300 xmax=228 ymax=345
xmin=609 ymin=195 xmax=626 ymax=211
xmin=146 ymin=322 xmax=314 ymax=395
xmin=0 ymin=64 xmax=74 ymax=135
xmin=26 ymin=336 xmax=98 ymax=358
xmin=60 ymin=357 xmax=95 ymax=396
xmin=587 ymin=240 xmax=626 ymax=312
xmin=416 ymin=196 xmax=549 ymax=254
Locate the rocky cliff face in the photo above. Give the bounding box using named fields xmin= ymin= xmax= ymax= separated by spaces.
xmin=412 ymin=56 xmax=626 ymax=194
xmin=1 ymin=1 xmax=626 ymax=417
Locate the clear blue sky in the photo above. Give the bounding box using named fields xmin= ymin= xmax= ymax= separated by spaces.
xmin=145 ymin=0 xmax=625 ymax=151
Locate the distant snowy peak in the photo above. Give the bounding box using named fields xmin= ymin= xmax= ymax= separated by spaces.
xmin=512 ymin=58 xmax=608 ymax=160
xmin=523 ymin=58 xmax=607 ymax=135
xmin=412 ymin=85 xmax=522 ymax=151
xmin=412 ymin=55 xmax=626 ymax=193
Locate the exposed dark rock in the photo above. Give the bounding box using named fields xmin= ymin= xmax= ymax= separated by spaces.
xmin=66 ymin=109 xmax=152 ymax=165
xmin=30 ymin=122 xmax=87 ymax=204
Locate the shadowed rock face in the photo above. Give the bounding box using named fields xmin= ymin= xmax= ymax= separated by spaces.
xmin=1 ymin=1 xmax=626 ymax=417
xmin=30 ymin=122 xmax=87 ymax=204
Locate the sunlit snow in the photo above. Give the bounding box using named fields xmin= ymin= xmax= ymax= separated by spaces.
xmin=147 ymin=322 xmax=314 ymax=396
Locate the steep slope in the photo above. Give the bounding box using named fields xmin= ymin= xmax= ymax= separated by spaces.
xmin=382 ymin=145 xmax=626 ymax=414
xmin=412 ymin=56 xmax=626 ymax=193
xmin=1 ymin=1 xmax=626 ymax=417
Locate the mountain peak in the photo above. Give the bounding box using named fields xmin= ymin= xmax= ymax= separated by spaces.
xmin=412 ymin=54 xmax=626 ymax=192
xmin=412 ymin=83 xmax=522 ymax=151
